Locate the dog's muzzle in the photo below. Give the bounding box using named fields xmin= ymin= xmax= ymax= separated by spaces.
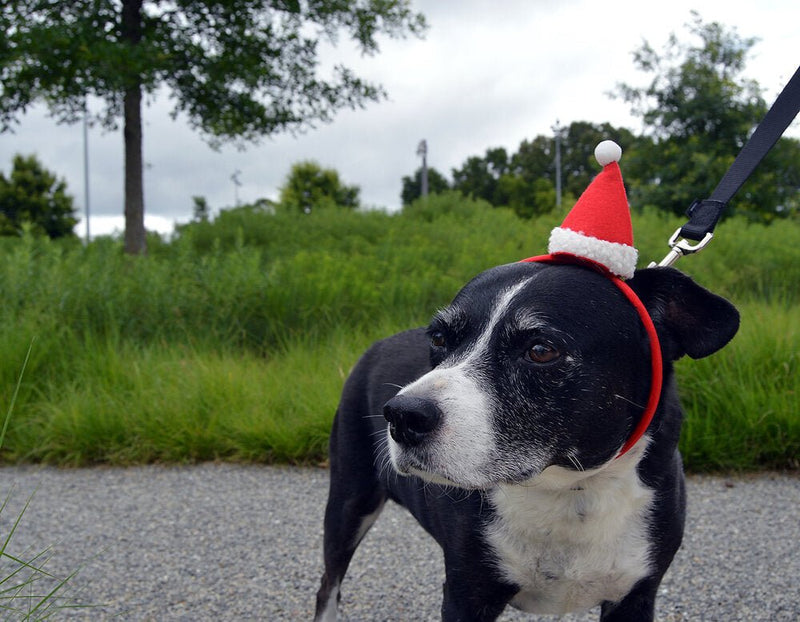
xmin=383 ymin=395 xmax=441 ymax=447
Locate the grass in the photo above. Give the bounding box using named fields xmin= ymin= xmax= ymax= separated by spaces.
xmin=677 ymin=300 xmax=799 ymax=470
xmin=1 ymin=342 xmax=86 ymax=619
xmin=8 ymin=329 xmax=379 ymax=466
xmin=0 ymin=192 xmax=797 ymax=472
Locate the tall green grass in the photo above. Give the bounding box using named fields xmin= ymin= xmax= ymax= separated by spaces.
xmin=677 ymin=301 xmax=799 ymax=470
xmin=2 ymin=343 xmax=86 ymax=618
xmin=8 ymin=328 xmax=383 ymax=465
xmin=0 ymin=192 xmax=797 ymax=471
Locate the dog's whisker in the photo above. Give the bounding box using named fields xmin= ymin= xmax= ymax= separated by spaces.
xmin=567 ymin=452 xmax=586 ymax=472
xmin=613 ymin=393 xmax=646 ymax=409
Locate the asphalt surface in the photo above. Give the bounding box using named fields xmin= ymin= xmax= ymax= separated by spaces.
xmin=0 ymin=464 xmax=798 ymax=621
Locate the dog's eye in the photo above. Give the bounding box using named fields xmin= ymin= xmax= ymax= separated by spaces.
xmin=430 ymin=331 xmax=446 ymax=348
xmin=526 ymin=343 xmax=560 ymax=364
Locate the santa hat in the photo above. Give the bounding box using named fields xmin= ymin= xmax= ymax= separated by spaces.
xmin=548 ymin=140 xmax=637 ymax=279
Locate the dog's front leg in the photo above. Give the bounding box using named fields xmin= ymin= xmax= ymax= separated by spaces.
xmin=440 ymin=550 xmax=517 ymax=622
xmin=599 ymin=577 xmax=659 ymax=622
xmin=440 ymin=580 xmax=514 ymax=622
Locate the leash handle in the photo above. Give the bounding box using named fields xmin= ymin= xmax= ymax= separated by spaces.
xmin=653 ymin=64 xmax=800 ymax=267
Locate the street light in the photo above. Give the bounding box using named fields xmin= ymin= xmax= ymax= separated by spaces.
xmin=83 ymin=102 xmax=91 ymax=243
xmin=231 ymin=169 xmax=242 ymax=207
xmin=416 ymin=139 xmax=429 ymax=198
xmin=552 ymin=120 xmax=562 ymax=209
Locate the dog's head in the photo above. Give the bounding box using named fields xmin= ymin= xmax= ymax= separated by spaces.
xmin=383 ymin=261 xmax=739 ymax=489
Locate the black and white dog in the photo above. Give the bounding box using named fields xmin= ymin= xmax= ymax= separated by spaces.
xmin=314 ymin=260 xmax=739 ymax=621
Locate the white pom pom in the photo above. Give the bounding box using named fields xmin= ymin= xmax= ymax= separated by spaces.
xmin=594 ymin=140 xmax=622 ymax=167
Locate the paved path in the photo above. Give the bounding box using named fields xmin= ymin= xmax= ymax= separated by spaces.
xmin=1 ymin=465 xmax=798 ymax=621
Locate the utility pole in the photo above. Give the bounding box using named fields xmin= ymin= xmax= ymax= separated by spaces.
xmin=83 ymin=103 xmax=91 ymax=243
xmin=417 ymin=139 xmax=429 ymax=198
xmin=231 ymin=169 xmax=242 ymax=207
xmin=552 ymin=120 xmax=562 ymax=209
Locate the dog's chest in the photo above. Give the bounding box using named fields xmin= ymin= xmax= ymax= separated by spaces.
xmin=485 ymin=462 xmax=654 ymax=615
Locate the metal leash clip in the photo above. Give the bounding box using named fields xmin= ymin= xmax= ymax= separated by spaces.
xmin=649 ymin=228 xmax=714 ymax=268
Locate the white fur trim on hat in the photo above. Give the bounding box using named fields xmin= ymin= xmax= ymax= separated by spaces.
xmin=548 ymin=226 xmax=638 ymax=279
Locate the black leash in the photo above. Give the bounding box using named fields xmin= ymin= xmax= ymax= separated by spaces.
xmin=654 ymin=64 xmax=800 ymax=267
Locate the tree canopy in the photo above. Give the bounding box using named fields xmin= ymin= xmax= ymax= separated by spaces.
xmin=279 ymin=160 xmax=360 ymax=214
xmin=0 ymin=0 xmax=426 ymax=252
xmin=436 ymin=122 xmax=638 ymax=219
xmin=405 ymin=15 xmax=798 ymax=223
xmin=0 ymin=154 xmax=78 ymax=238
xmin=401 ymin=166 xmax=450 ymax=206
xmin=617 ymin=12 xmax=800 ymax=221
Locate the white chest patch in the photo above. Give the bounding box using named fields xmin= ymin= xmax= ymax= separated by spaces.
xmin=485 ymin=444 xmax=654 ymax=615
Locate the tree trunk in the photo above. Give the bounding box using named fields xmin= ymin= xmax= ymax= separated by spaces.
xmin=123 ymin=85 xmax=146 ymax=254
xmin=121 ymin=0 xmax=146 ymax=255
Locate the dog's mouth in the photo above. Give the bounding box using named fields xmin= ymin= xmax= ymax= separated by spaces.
xmin=387 ymin=431 xmax=549 ymax=490
xmin=401 ymin=458 xmax=546 ymax=491
xmin=407 ymin=465 xmax=469 ymax=489
xmin=387 ymin=434 xmax=486 ymax=489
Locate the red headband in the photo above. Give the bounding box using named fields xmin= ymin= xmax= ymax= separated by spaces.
xmin=520 ymin=254 xmax=663 ymax=459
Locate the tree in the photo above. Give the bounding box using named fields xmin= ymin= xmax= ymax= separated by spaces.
xmin=0 ymin=1 xmax=426 ymax=254
xmin=510 ymin=136 xmax=553 ymax=187
xmin=616 ymin=13 xmax=800 ymax=221
xmin=448 ymin=123 xmax=635 ymax=215
xmin=0 ymin=154 xmax=78 ymax=238
xmin=278 ymin=161 xmax=360 ymax=214
xmin=558 ymin=122 xmax=640 ymax=199
xmin=451 ymin=147 xmax=510 ymax=204
xmin=496 ymin=175 xmax=556 ymax=220
xmin=192 ymin=196 xmax=210 ymax=222
xmin=401 ymin=166 xmax=450 ymax=205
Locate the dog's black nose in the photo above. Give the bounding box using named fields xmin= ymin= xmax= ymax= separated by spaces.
xmin=383 ymin=395 xmax=441 ymax=446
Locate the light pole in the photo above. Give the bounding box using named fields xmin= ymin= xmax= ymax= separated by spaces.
xmin=417 ymin=140 xmax=429 ymax=199
xmin=231 ymin=170 xmax=242 ymax=207
xmin=83 ymin=102 xmax=91 ymax=243
xmin=552 ymin=120 xmax=562 ymax=210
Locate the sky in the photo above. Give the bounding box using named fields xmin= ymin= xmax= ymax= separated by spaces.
xmin=1 ymin=0 xmax=798 ymax=238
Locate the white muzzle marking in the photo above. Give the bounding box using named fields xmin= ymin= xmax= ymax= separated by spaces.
xmin=389 ymin=278 xmax=535 ymax=488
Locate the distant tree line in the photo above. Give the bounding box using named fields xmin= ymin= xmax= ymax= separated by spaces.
xmin=402 ymin=15 xmax=800 ymax=224
xmin=402 ymin=122 xmax=641 ymax=220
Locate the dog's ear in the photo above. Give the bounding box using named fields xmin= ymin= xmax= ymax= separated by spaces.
xmin=628 ymin=267 xmax=740 ymax=361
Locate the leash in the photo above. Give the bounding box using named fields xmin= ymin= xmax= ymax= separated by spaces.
xmin=653 ymin=64 xmax=800 ymax=268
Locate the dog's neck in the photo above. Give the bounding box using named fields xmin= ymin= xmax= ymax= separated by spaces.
xmin=485 ymin=435 xmax=654 ymax=615
xmin=501 ymin=433 xmax=650 ymax=494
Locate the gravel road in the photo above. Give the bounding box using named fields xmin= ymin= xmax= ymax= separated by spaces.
xmin=0 ymin=464 xmax=798 ymax=621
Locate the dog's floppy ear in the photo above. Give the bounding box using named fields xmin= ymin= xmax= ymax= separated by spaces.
xmin=628 ymin=267 xmax=740 ymax=361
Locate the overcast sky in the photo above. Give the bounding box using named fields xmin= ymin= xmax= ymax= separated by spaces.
xmin=2 ymin=0 xmax=798 ymax=237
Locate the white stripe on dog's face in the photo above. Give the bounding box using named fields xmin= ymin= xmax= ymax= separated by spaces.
xmin=389 ymin=279 xmax=535 ymax=488
xmin=389 ymin=363 xmax=494 ymax=487
xmin=441 ymin=278 xmax=535 ymax=369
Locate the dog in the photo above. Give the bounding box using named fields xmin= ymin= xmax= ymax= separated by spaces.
xmin=314 ymin=259 xmax=739 ymax=621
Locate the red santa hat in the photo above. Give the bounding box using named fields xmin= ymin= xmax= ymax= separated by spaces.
xmin=547 ymin=140 xmax=638 ymax=279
